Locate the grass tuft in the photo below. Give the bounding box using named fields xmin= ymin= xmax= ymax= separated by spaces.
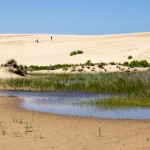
xmin=70 ymin=50 xmax=84 ymax=56
xmin=89 ymin=97 xmax=150 ymax=109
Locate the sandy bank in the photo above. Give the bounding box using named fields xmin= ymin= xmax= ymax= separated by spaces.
xmin=0 ymin=96 xmax=150 ymax=150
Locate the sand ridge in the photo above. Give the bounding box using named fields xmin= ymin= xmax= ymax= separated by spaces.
xmin=0 ymin=32 xmax=150 ymax=66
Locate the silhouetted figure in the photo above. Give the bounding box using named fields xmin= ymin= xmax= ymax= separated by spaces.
xmin=51 ymin=36 xmax=53 ymax=41
xmin=35 ymin=38 xmax=39 ymax=43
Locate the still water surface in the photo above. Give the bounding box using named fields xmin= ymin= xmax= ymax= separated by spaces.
xmin=0 ymin=90 xmax=150 ymax=119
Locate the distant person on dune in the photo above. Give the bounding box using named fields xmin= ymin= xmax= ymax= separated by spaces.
xmin=51 ymin=36 xmax=53 ymax=41
xmin=35 ymin=38 xmax=39 ymax=43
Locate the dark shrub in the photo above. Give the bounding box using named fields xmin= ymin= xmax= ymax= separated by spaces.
xmin=128 ymin=55 xmax=133 ymax=59
xmin=5 ymin=59 xmax=17 ymax=67
xmin=98 ymin=62 xmax=106 ymax=68
xmin=109 ymin=62 xmax=116 ymax=65
xmin=3 ymin=59 xmax=27 ymax=76
xmin=123 ymin=62 xmax=129 ymax=66
xmin=139 ymin=60 xmax=149 ymax=67
xmin=70 ymin=50 xmax=84 ymax=56
xmin=70 ymin=51 xmax=77 ymax=56
xmin=85 ymin=60 xmax=92 ymax=66
xmin=77 ymin=50 xmax=83 ymax=54
xmin=122 ymin=60 xmax=149 ymax=68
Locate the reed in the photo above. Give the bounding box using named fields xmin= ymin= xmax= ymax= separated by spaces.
xmin=89 ymin=97 xmax=150 ymax=109
xmin=0 ymin=71 xmax=150 ymax=97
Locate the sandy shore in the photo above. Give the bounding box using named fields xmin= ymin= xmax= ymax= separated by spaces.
xmin=0 ymin=32 xmax=150 ymax=66
xmin=0 ymin=96 xmax=150 ymax=150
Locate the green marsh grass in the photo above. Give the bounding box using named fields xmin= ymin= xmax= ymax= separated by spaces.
xmin=0 ymin=71 xmax=150 ymax=98
xmin=89 ymin=97 xmax=150 ymax=109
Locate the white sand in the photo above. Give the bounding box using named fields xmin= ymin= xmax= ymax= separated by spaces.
xmin=0 ymin=32 xmax=150 ymax=66
xmin=0 ymin=67 xmax=22 ymax=78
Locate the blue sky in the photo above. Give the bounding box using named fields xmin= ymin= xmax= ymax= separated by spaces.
xmin=0 ymin=0 xmax=150 ymax=34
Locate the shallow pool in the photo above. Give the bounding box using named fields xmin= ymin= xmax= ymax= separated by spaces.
xmin=0 ymin=90 xmax=150 ymax=119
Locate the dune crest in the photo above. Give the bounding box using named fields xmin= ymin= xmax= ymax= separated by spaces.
xmin=0 ymin=32 xmax=150 ymax=66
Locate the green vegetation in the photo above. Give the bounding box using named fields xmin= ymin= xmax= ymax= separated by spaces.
xmin=70 ymin=50 xmax=84 ymax=56
xmin=85 ymin=60 xmax=93 ymax=66
xmin=27 ymin=61 xmax=106 ymax=71
xmin=28 ymin=65 xmax=50 ymax=71
xmin=0 ymin=122 xmax=6 ymax=135
xmin=49 ymin=64 xmax=73 ymax=70
xmin=2 ymin=59 xmax=27 ymax=76
xmin=88 ymin=97 xmax=150 ymax=109
xmin=77 ymin=50 xmax=84 ymax=54
xmin=13 ymin=116 xmax=23 ymax=124
xmin=122 ymin=60 xmax=149 ymax=68
xmin=26 ymin=60 xmax=150 ymax=72
xmin=25 ymin=122 xmax=32 ymax=134
xmin=128 ymin=55 xmax=133 ymax=59
xmin=28 ymin=64 xmax=73 ymax=71
xmin=0 ymin=71 xmax=150 ymax=98
xmin=98 ymin=62 xmax=106 ymax=68
xmin=0 ymin=126 xmax=6 ymax=135
xmin=2 ymin=58 xmax=150 ymax=108
xmin=109 ymin=62 xmax=116 ymax=65
xmin=5 ymin=59 xmax=18 ymax=67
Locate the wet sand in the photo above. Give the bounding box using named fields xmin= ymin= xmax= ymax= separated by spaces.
xmin=0 ymin=96 xmax=150 ymax=150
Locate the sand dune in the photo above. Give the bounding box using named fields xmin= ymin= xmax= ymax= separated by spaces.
xmin=0 ymin=32 xmax=150 ymax=66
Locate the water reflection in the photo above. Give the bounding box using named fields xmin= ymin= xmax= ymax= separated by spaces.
xmin=0 ymin=90 xmax=150 ymax=119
